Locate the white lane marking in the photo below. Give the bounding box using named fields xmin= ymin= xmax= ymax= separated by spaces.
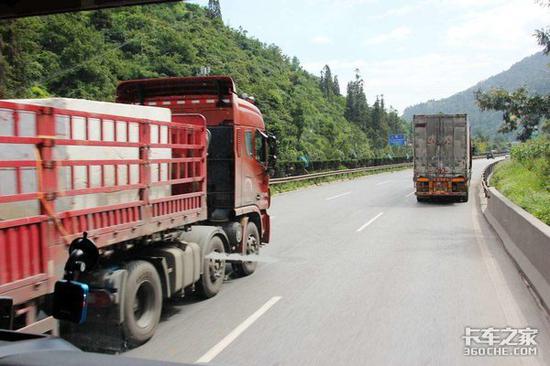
xmin=406 ymin=191 xmax=415 ymax=198
xmin=356 ymin=212 xmax=384 ymax=232
xmin=376 ymin=180 xmax=393 ymax=185
xmin=326 ymin=191 xmax=352 ymax=201
xmin=196 ymin=296 xmax=282 ymax=363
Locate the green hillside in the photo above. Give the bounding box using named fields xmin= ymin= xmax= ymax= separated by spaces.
xmin=0 ymin=2 xmax=408 ymax=162
xmin=402 ymin=52 xmax=550 ymax=139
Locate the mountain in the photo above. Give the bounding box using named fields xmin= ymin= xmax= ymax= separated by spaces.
xmin=0 ymin=2 xmax=408 ymax=162
xmin=402 ymin=52 xmax=550 ymax=138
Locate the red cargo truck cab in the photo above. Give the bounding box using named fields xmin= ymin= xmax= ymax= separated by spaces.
xmin=117 ymin=76 xmax=271 ymax=241
xmin=0 ymin=76 xmax=274 ymax=346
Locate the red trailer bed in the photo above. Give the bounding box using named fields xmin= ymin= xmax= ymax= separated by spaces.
xmin=0 ymin=101 xmax=207 ymax=324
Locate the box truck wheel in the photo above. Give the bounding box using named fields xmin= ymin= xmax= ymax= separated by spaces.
xmin=232 ymin=222 xmax=259 ymax=277
xmin=197 ymin=235 xmax=226 ymax=298
xmin=122 ymin=260 xmax=162 ymax=346
xmin=460 ymin=192 xmax=469 ymax=203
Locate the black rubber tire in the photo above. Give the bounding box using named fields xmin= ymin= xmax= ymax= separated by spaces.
xmin=232 ymin=222 xmax=260 ymax=277
xmin=122 ymin=260 xmax=162 ymax=347
xmin=461 ymin=192 xmax=469 ymax=203
xmin=417 ymin=196 xmax=428 ymax=203
xmin=197 ymin=235 xmax=226 ymax=299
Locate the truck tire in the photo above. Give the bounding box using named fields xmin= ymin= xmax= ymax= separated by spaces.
xmin=417 ymin=196 xmax=428 ymax=203
xmin=197 ymin=235 xmax=226 ymax=299
xmin=122 ymin=260 xmax=162 ymax=347
xmin=461 ymin=192 xmax=469 ymax=203
xmin=232 ymin=222 xmax=259 ymax=277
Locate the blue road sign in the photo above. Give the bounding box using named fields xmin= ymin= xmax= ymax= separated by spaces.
xmin=389 ymin=134 xmax=406 ymax=146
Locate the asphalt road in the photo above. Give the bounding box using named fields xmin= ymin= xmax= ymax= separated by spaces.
xmin=127 ymin=159 xmax=550 ymax=366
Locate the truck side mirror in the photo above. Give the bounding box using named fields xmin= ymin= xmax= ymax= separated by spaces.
xmin=267 ymin=133 xmax=278 ymax=170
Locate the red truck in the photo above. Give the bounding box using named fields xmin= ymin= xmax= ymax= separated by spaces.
xmin=0 ymin=76 xmax=275 ymax=346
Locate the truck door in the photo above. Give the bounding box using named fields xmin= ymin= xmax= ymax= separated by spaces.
xmin=440 ymin=116 xmax=455 ymax=176
xmin=451 ymin=118 xmax=467 ymax=177
xmin=426 ymin=116 xmax=439 ymax=176
xmin=413 ymin=119 xmax=427 ymax=178
xmin=240 ymin=128 xmax=269 ymax=209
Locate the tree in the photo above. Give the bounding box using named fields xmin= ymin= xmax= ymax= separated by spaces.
xmin=475 ymin=0 xmax=550 ymax=141
xmin=290 ymin=56 xmax=300 ymax=71
xmin=370 ymin=95 xmax=389 ymax=148
xmin=345 ymin=69 xmax=369 ymax=128
xmin=319 ymin=64 xmax=335 ymax=99
xmin=332 ymin=75 xmax=340 ymax=96
xmin=535 ymin=1 xmax=550 ymax=54
xmin=207 ymin=0 xmax=222 ymax=19
xmin=475 ymin=88 xmax=550 ymax=141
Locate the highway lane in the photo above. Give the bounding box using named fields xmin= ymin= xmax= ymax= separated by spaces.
xmin=127 ymin=159 xmax=550 ymax=365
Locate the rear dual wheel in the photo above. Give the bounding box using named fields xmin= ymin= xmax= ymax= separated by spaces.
xmin=197 ymin=235 xmax=226 ymax=299
xmin=232 ymin=222 xmax=260 ymax=277
xmin=122 ymin=260 xmax=162 ymax=347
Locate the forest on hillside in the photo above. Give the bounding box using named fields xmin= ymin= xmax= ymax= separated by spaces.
xmin=0 ymin=2 xmax=410 ymax=163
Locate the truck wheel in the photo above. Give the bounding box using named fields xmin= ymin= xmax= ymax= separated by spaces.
xmin=122 ymin=260 xmax=162 ymax=347
xmin=232 ymin=222 xmax=259 ymax=277
xmin=417 ymin=196 xmax=428 ymax=203
xmin=197 ymin=235 xmax=226 ymax=299
xmin=461 ymin=193 xmax=469 ymax=203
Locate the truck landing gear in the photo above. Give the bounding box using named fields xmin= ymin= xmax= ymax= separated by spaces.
xmin=122 ymin=261 xmax=162 ymax=347
xmin=232 ymin=222 xmax=260 ymax=277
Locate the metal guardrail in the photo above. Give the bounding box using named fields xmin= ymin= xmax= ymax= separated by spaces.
xmin=272 ymin=156 xmax=412 ymax=178
xmin=271 ymin=153 xmax=509 ymax=186
xmin=473 ymin=152 xmax=507 ymax=161
xmin=270 ymin=163 xmax=412 ymax=185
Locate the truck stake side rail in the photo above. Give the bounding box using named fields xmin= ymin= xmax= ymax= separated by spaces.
xmin=0 ymin=101 xmax=207 ymax=305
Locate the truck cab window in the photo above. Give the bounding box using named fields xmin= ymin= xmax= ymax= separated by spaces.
xmin=245 ymin=130 xmax=253 ymax=157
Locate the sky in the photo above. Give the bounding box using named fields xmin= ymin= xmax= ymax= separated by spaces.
xmin=187 ymin=0 xmax=548 ymax=113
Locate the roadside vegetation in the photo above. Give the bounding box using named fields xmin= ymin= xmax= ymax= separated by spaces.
xmin=491 ymin=138 xmax=550 ymax=225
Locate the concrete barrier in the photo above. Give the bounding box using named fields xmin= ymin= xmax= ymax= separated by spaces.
xmin=481 ymin=162 xmax=550 ymax=311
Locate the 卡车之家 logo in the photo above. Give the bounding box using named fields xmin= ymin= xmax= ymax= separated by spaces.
xmin=462 ymin=327 xmax=538 ymax=357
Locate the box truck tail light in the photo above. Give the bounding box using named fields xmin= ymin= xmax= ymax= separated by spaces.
xmin=416 ymin=180 xmax=429 ymax=192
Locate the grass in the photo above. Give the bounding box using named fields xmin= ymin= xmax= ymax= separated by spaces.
xmin=271 ymin=165 xmax=411 ymax=195
xmin=491 ymin=159 xmax=550 ymax=225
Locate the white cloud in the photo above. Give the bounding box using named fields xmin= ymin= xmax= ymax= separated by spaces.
xmin=445 ymin=0 xmax=548 ymax=50
xmin=310 ymin=35 xmax=332 ymax=45
xmin=364 ymin=26 xmax=412 ymax=45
